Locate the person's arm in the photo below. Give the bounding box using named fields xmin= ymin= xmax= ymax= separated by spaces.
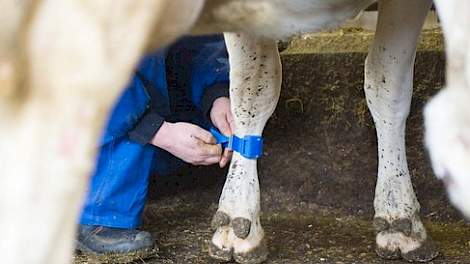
xmin=186 ymin=35 xmax=233 ymax=167
xmin=127 ymin=67 xmax=168 ymax=145
xmin=128 ymin=108 xmax=165 ymax=145
xmin=128 ymin=104 xmax=224 ymax=165
xmin=127 ymin=59 xmax=223 ymax=165
xmin=185 ymin=35 xmax=230 ymax=125
xmin=201 ymin=83 xmax=229 ymax=126
xmin=128 ymin=37 xmax=229 ymax=145
xmin=150 ymin=121 xmax=222 ymax=165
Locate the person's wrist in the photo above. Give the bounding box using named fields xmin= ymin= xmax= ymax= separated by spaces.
xmin=151 ymin=121 xmax=173 ymax=149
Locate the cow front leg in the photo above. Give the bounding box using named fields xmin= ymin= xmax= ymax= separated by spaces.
xmin=209 ymin=33 xmax=281 ymax=264
xmin=365 ymin=0 xmax=438 ymax=262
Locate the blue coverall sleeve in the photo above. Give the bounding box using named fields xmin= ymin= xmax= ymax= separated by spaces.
xmin=186 ymin=35 xmax=230 ymax=116
xmin=127 ymin=52 xmax=170 ymax=145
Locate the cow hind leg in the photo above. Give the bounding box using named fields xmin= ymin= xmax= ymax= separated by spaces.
xmin=364 ymin=0 xmax=438 ymax=262
xmin=0 ymin=0 xmax=165 ymax=262
xmin=209 ymin=33 xmax=281 ymax=264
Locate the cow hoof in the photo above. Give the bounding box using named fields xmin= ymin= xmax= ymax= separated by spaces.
xmin=208 ymin=240 xmax=232 ymax=262
xmin=402 ymin=238 xmax=439 ymax=262
xmin=374 ymin=216 xmax=439 ymax=262
xmin=375 ymin=246 xmax=401 ymax=260
xmin=232 ymin=217 xmax=252 ymax=239
xmin=209 ymin=235 xmax=268 ymax=264
xmin=209 ymin=215 xmax=267 ymax=264
xmin=233 ymin=237 xmax=268 ymax=264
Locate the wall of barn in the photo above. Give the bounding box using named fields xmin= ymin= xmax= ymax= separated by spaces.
xmin=148 ymin=27 xmax=458 ymax=220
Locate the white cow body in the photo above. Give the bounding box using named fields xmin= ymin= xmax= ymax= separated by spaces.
xmin=193 ymin=0 xmax=374 ymax=39
xmin=0 ymin=0 xmax=444 ymax=263
xmin=425 ymin=1 xmax=470 ymax=219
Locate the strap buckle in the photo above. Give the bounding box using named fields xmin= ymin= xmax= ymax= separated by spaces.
xmin=210 ymin=127 xmax=263 ymax=160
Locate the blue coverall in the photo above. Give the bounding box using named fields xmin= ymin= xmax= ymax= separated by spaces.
xmin=80 ymin=35 xmax=229 ymax=228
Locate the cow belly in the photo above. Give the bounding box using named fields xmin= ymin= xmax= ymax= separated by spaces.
xmin=193 ymin=0 xmax=375 ymax=39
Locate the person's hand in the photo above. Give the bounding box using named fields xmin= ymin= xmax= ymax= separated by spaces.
xmin=151 ymin=122 xmax=222 ymax=165
xmin=210 ymin=97 xmax=235 ymax=168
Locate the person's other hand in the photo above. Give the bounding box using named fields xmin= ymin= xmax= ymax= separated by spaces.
xmin=151 ymin=122 xmax=222 ymax=165
xmin=210 ymin=97 xmax=235 ymax=168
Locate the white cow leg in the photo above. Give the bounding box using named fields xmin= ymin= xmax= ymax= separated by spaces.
xmin=365 ymin=0 xmax=438 ymax=262
xmin=209 ymin=33 xmax=281 ymax=264
xmin=0 ymin=0 xmax=164 ymax=262
xmin=425 ymin=1 xmax=470 ymax=218
xmin=0 ymin=94 xmax=105 ymax=263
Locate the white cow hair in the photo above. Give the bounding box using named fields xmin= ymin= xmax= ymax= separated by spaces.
xmin=0 ymin=0 xmax=194 ymax=263
xmin=425 ymin=0 xmax=470 ymax=219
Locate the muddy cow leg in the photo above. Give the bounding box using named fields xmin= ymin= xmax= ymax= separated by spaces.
xmin=209 ymin=33 xmax=281 ymax=264
xmin=0 ymin=0 xmax=172 ymax=262
xmin=425 ymin=0 xmax=470 ymax=218
xmin=0 ymin=0 xmax=37 ymax=102
xmin=364 ymin=0 xmax=438 ymax=262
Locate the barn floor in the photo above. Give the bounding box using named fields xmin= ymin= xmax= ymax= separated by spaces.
xmin=75 ymin=29 xmax=470 ymax=264
xmin=148 ymin=194 xmax=470 ymax=264
xmin=74 ymin=188 xmax=470 ymax=264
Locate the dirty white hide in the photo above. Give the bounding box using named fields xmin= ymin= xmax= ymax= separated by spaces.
xmin=424 ymin=1 xmax=470 ymax=219
xmin=0 ymin=0 xmax=440 ymax=263
xmin=0 ymin=0 xmax=203 ymax=263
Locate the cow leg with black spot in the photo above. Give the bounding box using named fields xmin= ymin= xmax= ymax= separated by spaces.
xmin=364 ymin=0 xmax=437 ymax=261
xmin=209 ymin=33 xmax=281 ymax=263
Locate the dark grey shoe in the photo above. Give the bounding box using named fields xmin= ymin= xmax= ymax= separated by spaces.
xmin=76 ymin=225 xmax=157 ymax=263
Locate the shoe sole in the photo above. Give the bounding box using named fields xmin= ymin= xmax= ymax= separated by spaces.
xmin=76 ymin=241 xmax=159 ymax=264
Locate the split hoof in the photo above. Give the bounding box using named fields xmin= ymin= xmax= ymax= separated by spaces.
xmin=375 ymin=246 xmax=401 ymax=260
xmin=374 ymin=216 xmax=439 ymax=262
xmin=402 ymin=238 xmax=439 ymax=262
xmin=209 ymin=211 xmax=267 ymax=264
xmin=209 ymin=236 xmax=268 ymax=264
xmin=233 ymin=238 xmax=268 ymax=264
xmin=208 ymin=241 xmax=232 ymax=262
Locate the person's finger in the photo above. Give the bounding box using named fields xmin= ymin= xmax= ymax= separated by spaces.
xmin=226 ymin=112 xmax=236 ymax=133
xmin=219 ymin=157 xmax=228 ymax=168
xmin=219 ymin=148 xmax=233 ymax=168
xmin=192 ymin=126 xmax=216 ymax=144
xmin=200 ymin=155 xmax=221 ymax=166
xmin=216 ymin=115 xmax=232 ymax=136
xmin=198 ymin=142 xmax=222 ymax=157
xmin=219 ymin=154 xmax=228 ymax=168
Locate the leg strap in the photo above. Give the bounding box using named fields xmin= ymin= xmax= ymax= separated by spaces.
xmin=210 ymin=127 xmax=263 ymax=159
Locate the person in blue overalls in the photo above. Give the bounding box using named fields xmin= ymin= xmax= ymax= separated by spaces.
xmin=76 ymin=35 xmax=233 ymax=260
